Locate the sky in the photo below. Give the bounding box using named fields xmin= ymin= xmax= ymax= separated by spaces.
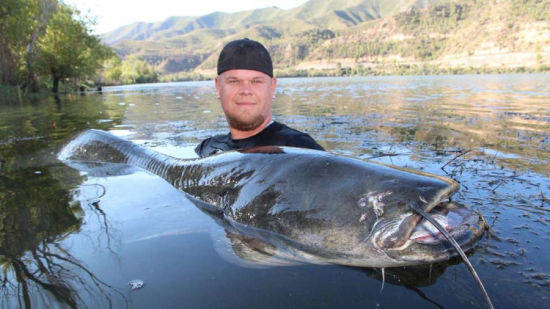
xmin=64 ymin=0 xmax=309 ymax=34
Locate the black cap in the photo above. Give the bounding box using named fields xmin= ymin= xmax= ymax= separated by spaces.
xmin=217 ymin=38 xmax=273 ymax=77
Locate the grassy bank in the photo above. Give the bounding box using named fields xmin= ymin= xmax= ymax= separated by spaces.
xmin=153 ymin=64 xmax=550 ymax=83
xmin=277 ymin=63 xmax=550 ymax=78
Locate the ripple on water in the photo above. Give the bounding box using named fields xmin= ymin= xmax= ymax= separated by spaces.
xmin=1 ymin=74 xmax=549 ymax=308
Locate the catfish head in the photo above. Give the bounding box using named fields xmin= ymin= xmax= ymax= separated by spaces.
xmin=353 ymin=166 xmax=485 ymax=265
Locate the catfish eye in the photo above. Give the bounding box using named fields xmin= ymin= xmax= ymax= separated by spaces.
xmin=358 ymin=197 xmax=367 ymax=208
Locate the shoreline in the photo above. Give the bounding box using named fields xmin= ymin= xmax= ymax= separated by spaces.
xmin=99 ymin=71 xmax=550 ymax=91
xmin=3 ymin=68 xmax=549 ymax=98
xmin=147 ymin=65 xmax=550 ymax=84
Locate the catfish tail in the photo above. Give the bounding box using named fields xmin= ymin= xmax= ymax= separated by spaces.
xmin=58 ymin=129 xmax=183 ymax=179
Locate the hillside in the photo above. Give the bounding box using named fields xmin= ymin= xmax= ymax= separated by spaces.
xmin=286 ymin=0 xmax=549 ymax=75
xmin=102 ymin=0 xmax=550 ymax=79
xmin=103 ymin=0 xmax=426 ymax=45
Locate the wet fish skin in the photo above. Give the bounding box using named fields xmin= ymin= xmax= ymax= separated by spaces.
xmin=58 ymin=129 xmax=484 ymax=267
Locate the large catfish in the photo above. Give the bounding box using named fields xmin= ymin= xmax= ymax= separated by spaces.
xmin=58 ymin=129 xmax=492 ymax=307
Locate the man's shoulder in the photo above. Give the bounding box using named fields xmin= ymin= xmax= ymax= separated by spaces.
xmin=195 ymin=122 xmax=324 ymax=157
xmin=271 ymin=122 xmax=324 ymax=151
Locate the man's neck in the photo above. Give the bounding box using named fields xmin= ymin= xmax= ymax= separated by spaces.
xmin=230 ymin=117 xmax=273 ymax=140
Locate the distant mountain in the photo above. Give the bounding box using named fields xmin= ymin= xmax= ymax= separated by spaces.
xmin=101 ymin=0 xmax=549 ymax=77
xmin=102 ymin=7 xmax=285 ymax=45
xmin=103 ymin=1 xmax=442 ymax=45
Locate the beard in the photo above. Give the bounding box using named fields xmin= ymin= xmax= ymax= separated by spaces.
xmin=226 ymin=113 xmax=266 ymax=132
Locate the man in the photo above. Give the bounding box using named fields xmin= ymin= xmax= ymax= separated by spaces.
xmin=195 ymin=38 xmax=324 ymax=157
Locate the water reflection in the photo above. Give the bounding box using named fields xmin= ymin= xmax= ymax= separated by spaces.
xmin=0 ymin=94 xmax=127 ymax=307
xmin=0 ymin=165 xmax=125 ymax=308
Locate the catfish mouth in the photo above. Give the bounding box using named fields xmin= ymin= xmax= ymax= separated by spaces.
xmin=373 ymin=202 xmax=485 ymax=258
xmin=378 ymin=202 xmax=492 ymax=307
xmin=408 ymin=202 xmax=483 ymax=246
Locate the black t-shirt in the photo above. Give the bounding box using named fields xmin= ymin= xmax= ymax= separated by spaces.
xmin=195 ymin=121 xmax=324 ymax=157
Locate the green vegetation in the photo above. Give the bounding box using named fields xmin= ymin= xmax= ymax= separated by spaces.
xmin=36 ymin=4 xmax=114 ymax=92
xmin=5 ymin=0 xmax=545 ymax=89
xmin=103 ymin=55 xmax=159 ymax=85
xmin=0 ymin=0 xmax=114 ymax=96
xmin=511 ymin=0 xmax=550 ymax=20
xmin=160 ymin=71 xmax=210 ymax=82
xmin=103 ymin=0 xmax=549 ymax=82
xmin=274 ymin=63 xmax=544 ymax=79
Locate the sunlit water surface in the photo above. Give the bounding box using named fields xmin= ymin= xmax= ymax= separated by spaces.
xmin=0 ymin=74 xmax=549 ymax=308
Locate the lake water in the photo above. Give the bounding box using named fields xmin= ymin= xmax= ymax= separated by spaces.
xmin=0 ymin=74 xmax=549 ymax=308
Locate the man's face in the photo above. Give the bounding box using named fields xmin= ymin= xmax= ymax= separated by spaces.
xmin=216 ymin=69 xmax=277 ymax=132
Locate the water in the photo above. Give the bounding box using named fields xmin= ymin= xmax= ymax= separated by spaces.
xmin=0 ymin=74 xmax=549 ymax=308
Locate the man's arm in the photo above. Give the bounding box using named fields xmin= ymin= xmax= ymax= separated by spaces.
xmin=194 ymin=138 xmax=211 ymax=157
xmin=195 ymin=135 xmax=233 ymax=157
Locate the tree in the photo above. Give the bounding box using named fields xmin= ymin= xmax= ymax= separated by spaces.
xmin=0 ymin=0 xmax=38 ymax=85
xmin=119 ymin=55 xmax=159 ymax=84
xmin=0 ymin=0 xmax=58 ymax=90
xmin=101 ymin=56 xmax=123 ymax=84
xmin=36 ymin=4 xmax=113 ymax=92
xmin=24 ymin=0 xmax=57 ymax=92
